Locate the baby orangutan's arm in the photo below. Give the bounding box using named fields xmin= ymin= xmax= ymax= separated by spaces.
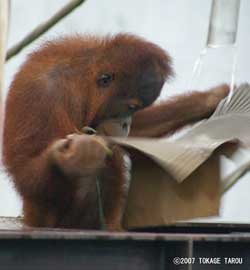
xmin=130 ymin=84 xmax=229 ymax=137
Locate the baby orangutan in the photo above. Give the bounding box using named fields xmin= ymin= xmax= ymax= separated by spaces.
xmin=3 ymin=34 xmax=229 ymax=230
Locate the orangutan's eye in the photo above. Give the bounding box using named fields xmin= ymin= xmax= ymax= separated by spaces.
xmin=97 ymin=73 xmax=115 ymax=88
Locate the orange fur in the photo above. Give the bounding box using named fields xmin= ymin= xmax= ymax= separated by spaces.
xmin=3 ymin=34 xmax=228 ymax=230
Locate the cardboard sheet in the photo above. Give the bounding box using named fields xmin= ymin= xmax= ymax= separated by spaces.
xmin=111 ymin=84 xmax=250 ymax=228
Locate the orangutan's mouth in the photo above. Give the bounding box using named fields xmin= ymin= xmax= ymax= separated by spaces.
xmin=95 ymin=116 xmax=132 ymax=137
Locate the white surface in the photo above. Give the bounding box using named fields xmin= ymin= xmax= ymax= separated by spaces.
xmin=1 ymin=0 xmax=250 ymax=222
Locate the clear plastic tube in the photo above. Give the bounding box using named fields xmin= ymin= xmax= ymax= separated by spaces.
xmin=207 ymin=0 xmax=241 ymax=47
xmin=188 ymin=0 xmax=241 ymax=94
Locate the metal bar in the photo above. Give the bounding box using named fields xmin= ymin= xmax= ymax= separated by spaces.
xmin=6 ymin=0 xmax=87 ymax=61
xmin=1 ymin=218 xmax=250 ymax=269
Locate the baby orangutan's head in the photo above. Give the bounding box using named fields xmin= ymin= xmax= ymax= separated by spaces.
xmin=84 ymin=34 xmax=173 ymax=136
xmin=37 ymin=34 xmax=173 ymax=137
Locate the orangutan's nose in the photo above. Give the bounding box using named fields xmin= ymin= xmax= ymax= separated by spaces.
xmin=127 ymin=99 xmax=142 ymax=112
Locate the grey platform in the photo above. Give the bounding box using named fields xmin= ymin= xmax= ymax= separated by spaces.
xmin=0 ymin=217 xmax=250 ymax=270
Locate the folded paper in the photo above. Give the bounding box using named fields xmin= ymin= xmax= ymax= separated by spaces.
xmin=111 ymin=84 xmax=250 ymax=228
